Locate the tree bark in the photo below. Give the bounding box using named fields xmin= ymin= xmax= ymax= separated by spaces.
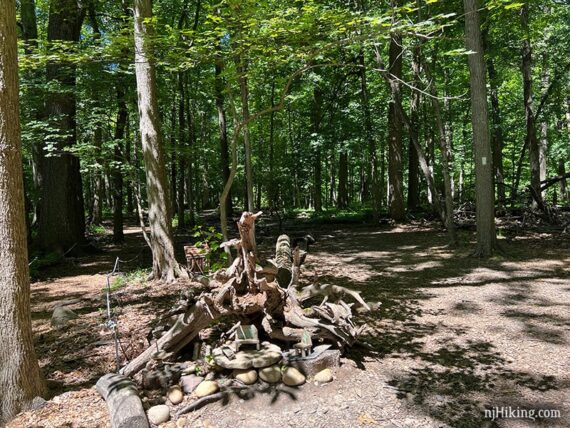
xmin=312 ymin=87 xmax=323 ymax=213
xmin=134 ymin=0 xmax=183 ymax=281
xmin=177 ymin=72 xmax=186 ymax=230
xmin=518 ymin=4 xmax=542 ymax=208
xmin=37 ymin=0 xmax=86 ymax=254
xmin=359 ymin=53 xmax=380 ymax=220
xmin=0 ymin=3 xmax=45 ymax=422
xmin=387 ymin=27 xmax=405 ymax=221
xmin=425 ymin=61 xmax=458 ymax=246
xmin=113 ymin=85 xmax=127 ymax=243
xmin=463 ymin=0 xmax=496 ymax=256
xmin=483 ymin=31 xmax=506 ymax=207
xmin=215 ymin=50 xmax=232 ymax=217
xmin=407 ymin=44 xmax=421 ymax=211
xmin=236 ymin=57 xmax=254 ymax=212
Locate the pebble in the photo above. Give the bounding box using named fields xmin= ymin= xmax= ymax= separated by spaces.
xmin=314 ymin=368 xmax=333 ymax=383
xmin=167 ymin=385 xmax=183 ymax=405
xmin=194 ymin=380 xmax=219 ymax=397
xmin=282 ymin=367 xmax=305 ymax=386
xmin=233 ymin=368 xmax=258 ymax=385
xmin=147 ymin=404 xmax=170 ymax=425
xmin=259 ymin=365 xmax=282 ymax=383
xmin=176 ymin=417 xmax=187 ymax=427
xmin=180 ymin=375 xmax=203 ymax=394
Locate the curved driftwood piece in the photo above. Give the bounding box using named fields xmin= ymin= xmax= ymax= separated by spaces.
xmin=298 ymin=283 xmax=371 ymax=311
xmin=96 ymin=373 xmax=149 ymax=428
xmin=176 ymin=392 xmax=223 ymax=416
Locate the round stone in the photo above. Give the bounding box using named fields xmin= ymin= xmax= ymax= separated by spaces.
xmin=233 ymin=369 xmax=257 ymax=385
xmin=167 ymin=386 xmax=183 ymax=405
xmin=180 ymin=375 xmax=203 ymax=394
xmin=259 ymin=365 xmax=281 ymax=383
xmin=147 ymin=404 xmax=170 ymax=425
xmin=176 ymin=417 xmax=187 ymax=427
xmin=314 ymin=368 xmax=333 ymax=383
xmin=194 ymin=380 xmax=219 ymax=398
xmin=282 ymin=367 xmax=305 ymax=387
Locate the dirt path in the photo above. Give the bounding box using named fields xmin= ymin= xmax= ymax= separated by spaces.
xmin=8 ymin=223 xmax=570 ymax=428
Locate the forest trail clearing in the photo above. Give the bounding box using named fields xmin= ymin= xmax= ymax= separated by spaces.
xmin=9 ymin=222 xmax=570 ymax=428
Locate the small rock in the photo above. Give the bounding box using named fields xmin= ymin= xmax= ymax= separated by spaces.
xmin=182 ymin=364 xmax=196 ymax=375
xmin=259 ymin=365 xmax=281 ymax=383
xmin=147 ymin=404 xmax=170 ymax=425
xmin=194 ymin=380 xmax=219 ymax=398
xmin=51 ymin=306 xmax=78 ymax=329
xmin=180 ymin=375 xmax=203 ymax=394
xmin=162 ymin=422 xmax=176 ymax=428
xmin=282 ymin=367 xmax=305 ymax=387
xmin=314 ymin=368 xmax=333 ymax=383
xmin=233 ymin=369 xmax=258 ymax=385
xmin=176 ymin=417 xmax=187 ymax=427
xmin=30 ymin=396 xmax=47 ymax=410
xmin=167 ymin=386 xmax=183 ymax=405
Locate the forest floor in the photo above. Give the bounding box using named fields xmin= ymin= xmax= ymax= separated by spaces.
xmin=7 ymin=214 xmax=570 ymax=428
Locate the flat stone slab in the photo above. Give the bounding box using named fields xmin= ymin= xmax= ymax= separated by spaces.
xmin=213 ymin=342 xmax=282 ymax=369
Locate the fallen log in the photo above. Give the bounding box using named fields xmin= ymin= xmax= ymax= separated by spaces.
xmin=96 ymin=373 xmax=149 ymax=428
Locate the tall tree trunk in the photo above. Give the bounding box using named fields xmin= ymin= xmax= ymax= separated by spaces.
xmin=125 ymin=120 xmax=134 ymax=215
xmin=112 ymin=85 xmax=127 ymax=243
xmin=425 ymin=61 xmax=458 ymax=246
xmin=518 ymin=4 xmax=542 ymax=208
xmin=312 ymin=87 xmax=323 ymax=212
xmin=236 ymin=57 xmax=254 ymax=212
xmin=177 ymin=72 xmax=186 ymax=230
xmin=539 ymin=54 xmax=549 ymax=197
xmin=134 ymin=0 xmax=183 ymax=281
xmin=483 ymin=32 xmax=506 ymax=207
xmin=407 ymin=44 xmax=421 ymax=211
xmin=268 ymin=80 xmax=277 ymax=209
xmin=359 ymin=53 xmax=380 ymax=220
xmin=338 ymin=149 xmax=349 ymax=209
xmin=463 ymin=0 xmax=496 ymax=256
xmin=37 ymin=0 xmax=86 ymax=254
xmin=387 ymin=28 xmax=405 ymax=221
xmin=0 ymin=3 xmax=45 ymax=422
xmin=92 ymin=127 xmax=104 ymax=225
xmin=170 ymin=103 xmax=178 ymax=216
xmin=215 ymin=52 xmax=231 ymax=215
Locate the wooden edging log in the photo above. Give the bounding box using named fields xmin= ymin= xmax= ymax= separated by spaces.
xmin=96 ymin=373 xmax=149 ymax=428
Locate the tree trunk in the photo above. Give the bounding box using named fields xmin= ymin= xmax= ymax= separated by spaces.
xmin=463 ymin=0 xmax=496 ymax=256
xmin=425 ymin=61 xmax=458 ymax=246
xmin=359 ymin=53 xmax=380 ymax=220
xmin=177 ymin=73 xmax=186 ymax=230
xmin=338 ymin=149 xmax=349 ymax=209
xmin=0 ymin=3 xmax=45 ymax=421
xmin=539 ymin=54 xmax=549 ymax=197
xmin=312 ymin=87 xmax=323 ymax=213
xmin=113 ymin=85 xmax=127 ymax=243
xmin=236 ymin=57 xmax=254 ymax=212
xmin=37 ymin=0 xmax=86 ymax=254
xmin=520 ymin=4 xmax=542 ymax=208
xmin=92 ymin=127 xmax=104 ymax=225
xmin=387 ymin=28 xmax=405 ymax=221
xmin=407 ymin=44 xmax=421 ymax=211
xmin=134 ymin=0 xmax=182 ymax=281
xmin=558 ymin=160 xmax=567 ymax=203
xmin=483 ymin=31 xmax=506 ymax=207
